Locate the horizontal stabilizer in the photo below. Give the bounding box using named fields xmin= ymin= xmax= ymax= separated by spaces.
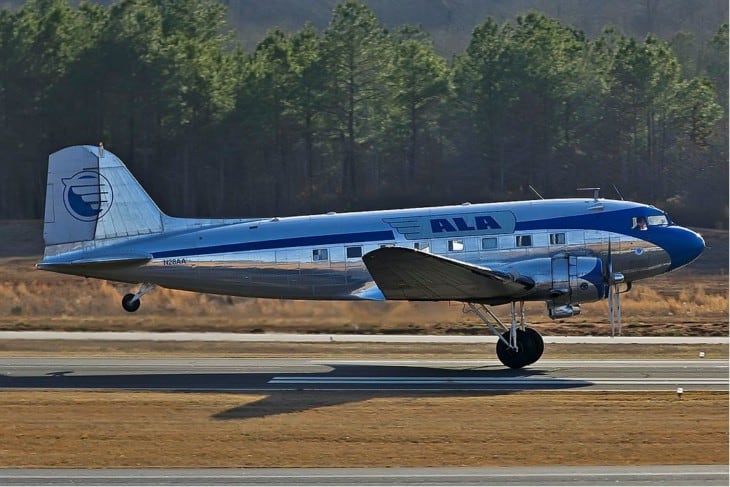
xmin=37 ymin=254 xmax=151 ymax=271
xmin=362 ymin=247 xmax=533 ymax=302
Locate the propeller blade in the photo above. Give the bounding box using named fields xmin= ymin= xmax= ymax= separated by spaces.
xmin=605 ymin=236 xmax=626 ymax=337
xmin=615 ymin=282 xmax=622 ymax=336
xmin=609 ymin=282 xmax=615 ymax=337
xmin=607 ymin=237 xmax=615 ymax=337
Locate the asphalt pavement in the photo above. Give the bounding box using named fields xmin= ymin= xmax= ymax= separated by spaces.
xmin=1 ymin=465 xmax=727 ymax=486
xmin=0 ymin=357 xmax=726 ymax=392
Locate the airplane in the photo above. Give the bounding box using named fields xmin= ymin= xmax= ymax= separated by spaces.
xmin=37 ymin=145 xmax=706 ymax=368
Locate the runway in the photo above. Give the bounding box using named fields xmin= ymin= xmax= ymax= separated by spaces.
xmin=1 ymin=356 xmax=727 ymax=485
xmin=0 ymin=330 xmax=726 ymax=343
xmin=0 ymin=465 xmax=727 ymax=486
xmin=0 ymin=358 xmax=726 ymax=392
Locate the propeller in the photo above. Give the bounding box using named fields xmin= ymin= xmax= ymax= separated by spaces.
xmin=606 ymin=238 xmax=624 ymax=337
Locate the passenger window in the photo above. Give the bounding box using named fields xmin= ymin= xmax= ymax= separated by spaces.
xmin=632 ymin=217 xmax=648 ymax=231
xmin=312 ymin=248 xmax=329 ymax=261
xmin=550 ymin=233 xmax=566 ymax=245
xmin=515 ymin=235 xmax=532 ymax=247
xmin=481 ymin=237 xmax=498 ymax=250
xmin=448 ymin=239 xmax=464 ymax=251
xmin=414 ymin=241 xmax=430 ymax=252
xmin=346 ymin=246 xmax=362 ymax=259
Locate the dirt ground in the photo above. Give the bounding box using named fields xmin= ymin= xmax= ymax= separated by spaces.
xmin=0 ymin=390 xmax=726 ymax=467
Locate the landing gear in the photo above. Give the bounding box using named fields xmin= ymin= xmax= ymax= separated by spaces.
xmin=523 ymin=327 xmax=545 ymax=364
xmin=121 ymin=283 xmax=156 ymax=313
xmin=121 ymin=293 xmax=140 ymax=312
xmin=467 ymin=301 xmax=544 ymax=369
xmin=495 ymin=329 xmax=544 ymax=368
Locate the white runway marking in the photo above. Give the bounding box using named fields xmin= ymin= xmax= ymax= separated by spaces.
xmin=1 ymin=358 xmax=726 ymax=392
xmin=269 ymin=376 xmax=727 ymax=385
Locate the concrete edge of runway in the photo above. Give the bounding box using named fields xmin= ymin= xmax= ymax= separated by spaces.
xmin=0 ymin=330 xmax=726 ymax=344
xmin=0 ymin=465 xmax=727 ymax=486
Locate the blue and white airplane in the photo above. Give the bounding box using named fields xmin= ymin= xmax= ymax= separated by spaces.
xmin=38 ymin=145 xmax=706 ymax=368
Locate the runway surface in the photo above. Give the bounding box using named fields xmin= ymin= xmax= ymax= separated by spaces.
xmin=1 ymin=466 xmax=728 ymax=486
xmin=0 ymin=330 xmax=726 ymax=343
xmin=0 ymin=358 xmax=726 ymax=392
xmin=2 ymin=356 xmax=727 ymax=485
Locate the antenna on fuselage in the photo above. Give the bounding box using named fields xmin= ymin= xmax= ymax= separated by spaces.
xmin=577 ymin=187 xmax=601 ymax=202
xmin=528 ymin=185 xmax=544 ymax=200
xmin=612 ymin=184 xmax=625 ymax=201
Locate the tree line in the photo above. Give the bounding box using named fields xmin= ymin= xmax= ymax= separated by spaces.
xmin=0 ymin=0 xmax=727 ymax=227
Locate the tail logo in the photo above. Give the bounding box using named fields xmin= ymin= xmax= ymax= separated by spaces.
xmin=62 ymin=171 xmax=114 ymax=222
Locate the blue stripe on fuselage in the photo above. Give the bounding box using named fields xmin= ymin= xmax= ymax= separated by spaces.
xmin=151 ymin=230 xmax=395 ymax=258
xmin=515 ymin=208 xmax=637 ymax=233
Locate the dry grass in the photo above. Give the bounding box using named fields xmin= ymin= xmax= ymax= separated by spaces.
xmin=0 ymin=390 xmax=725 ymax=467
xmin=1 ymin=259 xmax=726 ymax=336
xmin=0 ymin=222 xmax=726 ymax=335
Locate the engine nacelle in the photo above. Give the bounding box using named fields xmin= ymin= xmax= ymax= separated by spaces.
xmin=502 ymin=255 xmax=604 ymax=305
xmin=548 ymin=304 xmax=581 ymax=319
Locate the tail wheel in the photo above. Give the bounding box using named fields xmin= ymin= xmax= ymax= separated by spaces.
xmin=121 ymin=293 xmax=140 ymax=313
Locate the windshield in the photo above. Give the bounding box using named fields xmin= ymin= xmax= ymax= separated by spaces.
xmin=632 ymin=214 xmax=670 ymax=230
xmin=647 ymin=215 xmax=669 ymax=226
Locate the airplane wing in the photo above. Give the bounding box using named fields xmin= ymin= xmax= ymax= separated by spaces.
xmin=362 ymin=247 xmax=534 ymax=302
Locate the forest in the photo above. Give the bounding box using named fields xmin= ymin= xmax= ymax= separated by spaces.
xmin=0 ymin=0 xmax=727 ymax=227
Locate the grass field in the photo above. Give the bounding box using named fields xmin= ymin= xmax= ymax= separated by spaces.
xmin=0 ymin=222 xmax=726 ymax=336
xmin=0 ymin=390 xmax=726 ymax=467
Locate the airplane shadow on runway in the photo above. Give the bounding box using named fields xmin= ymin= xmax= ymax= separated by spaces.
xmin=209 ymin=363 xmax=593 ymax=420
xmin=0 ymin=363 xmax=592 ymax=420
xmin=213 ymin=390 xmax=516 ymax=421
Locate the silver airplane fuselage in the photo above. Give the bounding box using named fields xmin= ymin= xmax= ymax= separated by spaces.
xmin=40 ymin=197 xmax=704 ymax=307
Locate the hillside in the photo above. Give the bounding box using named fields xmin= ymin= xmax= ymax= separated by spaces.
xmin=224 ymin=0 xmax=728 ymax=54
xmin=3 ymin=1 xmax=728 ymax=54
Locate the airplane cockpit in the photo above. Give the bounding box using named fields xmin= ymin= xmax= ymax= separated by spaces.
xmin=631 ymin=213 xmax=670 ymax=231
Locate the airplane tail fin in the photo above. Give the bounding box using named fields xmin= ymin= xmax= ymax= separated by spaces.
xmin=43 ymin=145 xmax=164 ymax=249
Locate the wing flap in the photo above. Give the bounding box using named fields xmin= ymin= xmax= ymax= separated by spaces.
xmin=362 ymin=247 xmax=533 ymax=302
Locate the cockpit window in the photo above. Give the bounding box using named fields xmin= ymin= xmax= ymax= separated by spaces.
xmin=632 ymin=216 xmax=648 ymax=231
xmin=632 ymin=215 xmax=669 ymax=230
xmin=647 ymin=215 xmax=669 ymax=226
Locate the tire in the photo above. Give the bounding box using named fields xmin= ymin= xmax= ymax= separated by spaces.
xmin=122 ymin=293 xmax=140 ymax=313
xmin=496 ymin=330 xmax=534 ymax=369
xmin=523 ymin=327 xmax=544 ymax=365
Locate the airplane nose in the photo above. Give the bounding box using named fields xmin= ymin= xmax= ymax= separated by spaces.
xmin=667 ymin=227 xmax=706 ymax=270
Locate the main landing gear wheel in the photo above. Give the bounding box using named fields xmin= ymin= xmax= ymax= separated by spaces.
xmin=523 ymin=327 xmax=545 ymax=365
xmin=495 ymin=328 xmax=544 ymax=369
xmin=121 ymin=293 xmax=140 ymax=313
xmin=465 ymin=302 xmax=544 ymax=369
